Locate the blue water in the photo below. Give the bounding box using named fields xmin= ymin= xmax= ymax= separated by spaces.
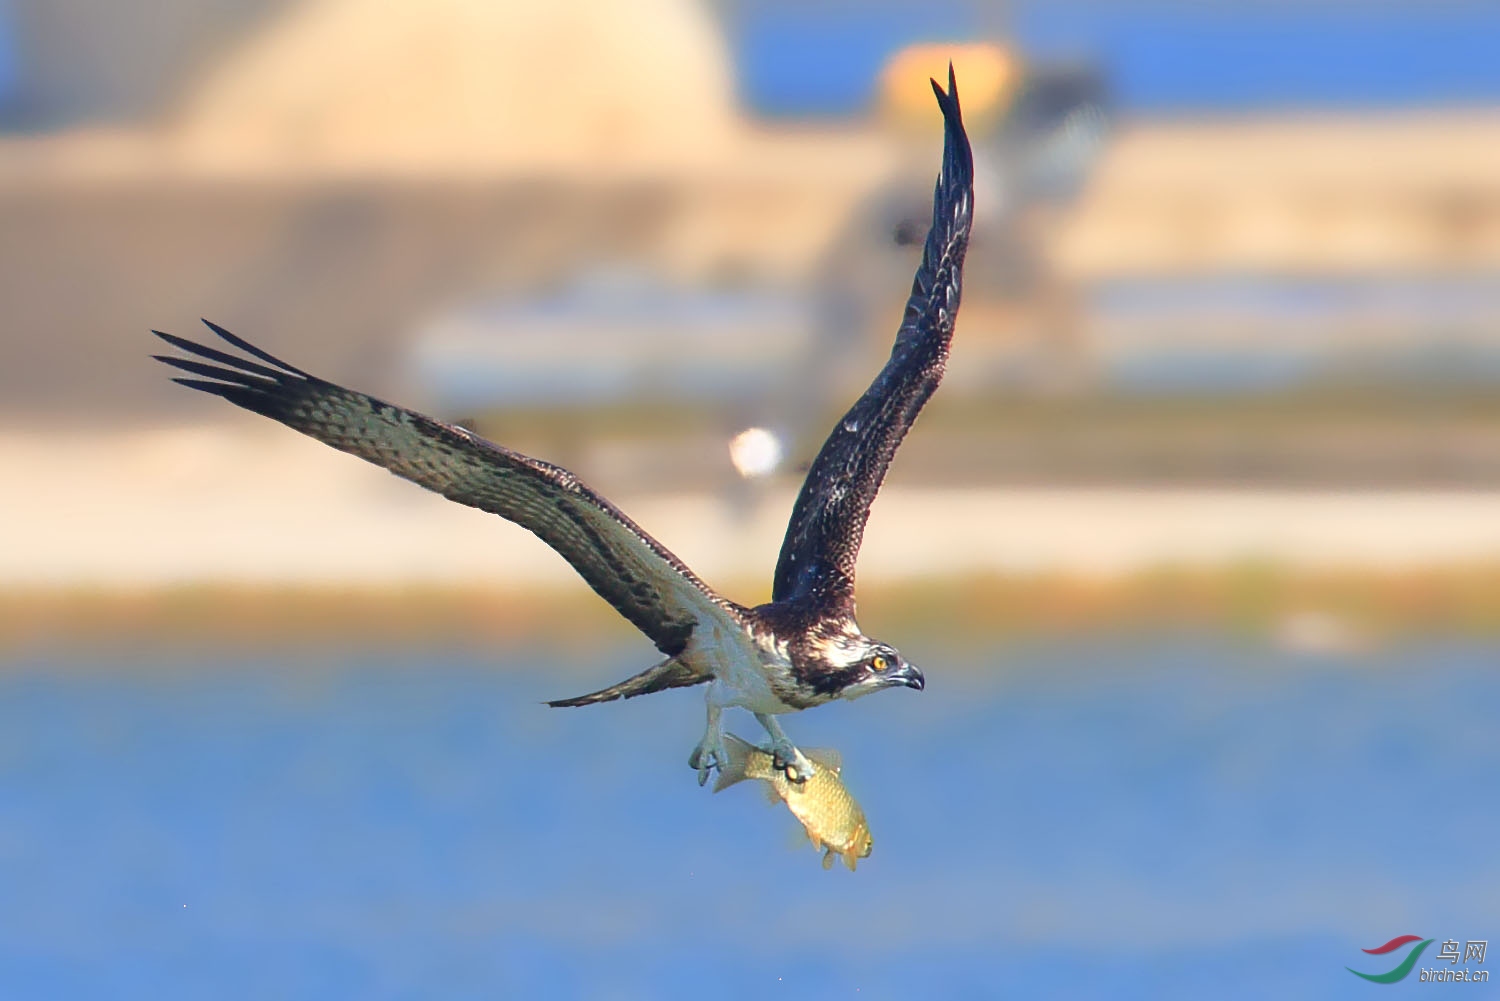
xmin=1 ymin=639 xmax=1497 ymax=999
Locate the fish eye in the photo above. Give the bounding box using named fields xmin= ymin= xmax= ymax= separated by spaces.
xmin=871 ymin=655 xmax=888 ymax=671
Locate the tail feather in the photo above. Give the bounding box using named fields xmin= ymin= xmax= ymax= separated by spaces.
xmin=545 ymin=657 xmax=706 ymax=708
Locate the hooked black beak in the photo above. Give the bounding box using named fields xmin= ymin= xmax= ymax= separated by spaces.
xmin=888 ymin=663 xmax=925 ymax=691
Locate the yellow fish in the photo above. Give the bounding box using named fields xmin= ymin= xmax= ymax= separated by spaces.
xmin=714 ymin=733 xmax=874 ymax=870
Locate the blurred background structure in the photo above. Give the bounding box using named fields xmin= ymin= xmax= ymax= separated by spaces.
xmin=1 ymin=2 xmax=1498 ymax=998
xmin=6 ymin=0 xmax=1500 ymax=590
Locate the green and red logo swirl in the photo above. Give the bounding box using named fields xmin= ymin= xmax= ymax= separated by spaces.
xmin=1348 ymin=935 xmax=1433 ymax=983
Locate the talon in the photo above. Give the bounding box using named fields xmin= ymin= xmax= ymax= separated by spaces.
xmin=755 ymin=713 xmax=813 ymax=784
xmin=774 ymin=745 xmax=815 ymax=784
xmin=689 ymin=737 xmax=725 ymax=787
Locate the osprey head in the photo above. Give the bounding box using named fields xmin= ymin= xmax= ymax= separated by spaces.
xmin=851 ymin=642 xmax=925 ymax=698
xmin=807 ymin=634 xmax=925 ymax=702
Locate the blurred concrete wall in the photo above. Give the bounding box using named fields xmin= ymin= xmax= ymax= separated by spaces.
xmin=1056 ymin=114 xmax=1500 ymax=278
xmin=0 ymin=170 xmax=885 ymax=423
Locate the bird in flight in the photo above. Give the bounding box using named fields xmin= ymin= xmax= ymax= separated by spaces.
xmin=154 ymin=68 xmax=972 ymax=786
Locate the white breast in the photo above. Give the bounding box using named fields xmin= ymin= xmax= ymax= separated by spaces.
xmin=689 ymin=623 xmax=798 ymax=715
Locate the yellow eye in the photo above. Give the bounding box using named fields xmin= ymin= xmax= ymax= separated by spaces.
xmin=872 ymin=655 xmax=888 ymax=671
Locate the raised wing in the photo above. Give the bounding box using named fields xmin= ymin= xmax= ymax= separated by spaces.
xmin=154 ymin=321 xmax=745 ymax=655
xmin=772 ymin=66 xmax=974 ymax=613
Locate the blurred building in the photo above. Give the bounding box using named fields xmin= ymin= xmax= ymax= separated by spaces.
xmin=0 ymin=0 xmax=895 ymax=423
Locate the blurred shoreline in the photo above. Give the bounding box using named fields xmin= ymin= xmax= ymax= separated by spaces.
xmin=11 ymin=426 xmax=1500 ymax=578
xmin=6 ymin=568 xmax=1499 ymax=656
xmin=6 ymin=426 xmax=1500 ymax=656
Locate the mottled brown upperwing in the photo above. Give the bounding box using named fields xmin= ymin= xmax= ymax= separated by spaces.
xmin=153 ymin=321 xmax=745 ymax=656
xmin=771 ymin=67 xmax=975 ymax=615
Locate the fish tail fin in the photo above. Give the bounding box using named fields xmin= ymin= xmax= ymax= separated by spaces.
xmin=546 ymin=657 xmax=706 ymax=708
xmin=712 ymin=733 xmax=760 ymax=793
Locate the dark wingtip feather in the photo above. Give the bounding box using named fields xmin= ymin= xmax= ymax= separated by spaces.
xmin=931 ymin=63 xmax=974 ymax=191
xmin=170 ymin=376 xmax=236 ymax=395
xmin=929 ymin=62 xmax=961 ymax=116
xmin=152 ymin=328 xmax=287 ymax=381
xmin=200 ymin=319 xmax=308 ymax=377
xmin=153 ymin=353 xmax=276 ymax=387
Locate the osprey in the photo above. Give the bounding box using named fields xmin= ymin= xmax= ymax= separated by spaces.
xmin=154 ymin=69 xmax=972 ymax=786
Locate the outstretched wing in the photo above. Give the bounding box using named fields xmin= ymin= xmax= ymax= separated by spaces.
xmin=772 ymin=66 xmax=974 ymax=613
xmin=154 ymin=321 xmax=745 ymax=656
